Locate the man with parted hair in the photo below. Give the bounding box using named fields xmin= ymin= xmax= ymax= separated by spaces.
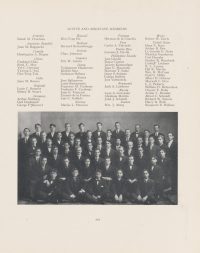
xmin=91 ymin=149 xmax=105 ymax=170
xmin=116 ymin=146 xmax=128 ymax=170
xmin=47 ymin=123 xmax=57 ymax=142
xmin=131 ymin=124 xmax=143 ymax=145
xmin=30 ymin=123 xmax=42 ymax=141
xmin=150 ymin=124 xmax=165 ymax=145
xmin=112 ymin=122 xmax=125 ymax=143
xmin=136 ymin=170 xmax=156 ymax=204
xmin=92 ymin=122 xmax=106 ymax=143
xmin=75 ymin=123 xmax=87 ymax=143
xmin=85 ymin=169 xmax=108 ymax=204
xmin=62 ymin=123 xmax=74 ymax=143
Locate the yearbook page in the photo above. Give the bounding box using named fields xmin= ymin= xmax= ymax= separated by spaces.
xmin=0 ymin=0 xmax=199 ymax=252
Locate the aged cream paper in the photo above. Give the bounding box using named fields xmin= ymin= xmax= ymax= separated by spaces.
xmin=0 ymin=0 xmax=199 ymax=252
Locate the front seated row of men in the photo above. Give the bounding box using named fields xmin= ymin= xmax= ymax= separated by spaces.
xmin=27 ymin=153 xmax=173 ymax=204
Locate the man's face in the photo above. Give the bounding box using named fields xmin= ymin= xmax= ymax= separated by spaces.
xmin=137 ymin=137 xmax=143 ymax=145
xmin=135 ymin=125 xmax=140 ymax=132
xmin=65 ymin=124 xmax=71 ymax=132
xmin=75 ymin=139 xmax=81 ymax=146
xmin=105 ymin=141 xmax=111 ymax=149
xmin=47 ymin=139 xmax=52 ymax=146
xmin=72 ymin=170 xmax=79 ymax=177
xmin=168 ymin=133 xmax=174 ymax=141
xmin=57 ymin=133 xmax=62 ymax=140
xmin=85 ymin=159 xmax=90 ymax=167
xmin=87 ymin=131 xmax=92 ymax=138
xmin=119 ymin=147 xmax=124 ymax=156
xmin=95 ymin=150 xmax=100 ymax=157
xmin=128 ymin=156 xmax=134 ymax=165
xmin=76 ymin=148 xmax=82 ymax=156
xmin=64 ymin=142 xmax=70 ymax=149
xmin=158 ymin=136 xmax=164 ymax=145
xmin=160 ymin=150 xmax=166 ymax=158
xmin=87 ymin=143 xmax=93 ymax=151
xmin=107 ymin=130 xmax=112 ymax=137
xmin=35 ymin=149 xmax=41 ymax=156
xmin=53 ymin=148 xmax=58 ymax=155
xmin=97 ymin=123 xmax=102 ymax=131
xmin=144 ymin=130 xmax=150 ymax=138
xmin=50 ymin=172 xmax=57 ymax=180
xmin=24 ymin=129 xmax=30 ymax=137
xmin=143 ymin=171 xmax=149 ymax=180
xmin=35 ymin=125 xmax=41 ymax=132
xmin=41 ymin=158 xmax=47 ymax=166
xmin=105 ymin=158 xmax=111 ymax=166
xmin=50 ymin=125 xmax=55 ymax=132
xmin=79 ymin=124 xmax=85 ymax=132
xmin=97 ymin=137 xmax=102 ymax=145
xmin=117 ymin=170 xmax=123 ymax=178
xmin=115 ymin=123 xmax=120 ymax=130
xmin=149 ymin=137 xmax=154 ymax=144
xmin=125 ymin=129 xmax=131 ymax=137
xmin=151 ymin=157 xmax=157 ymax=165
xmin=116 ymin=139 xmax=121 ymax=145
xmin=127 ymin=141 xmax=133 ymax=149
xmin=96 ymin=172 xmax=101 ymax=180
xmin=32 ymin=138 xmax=37 ymax=146
xmin=41 ymin=132 xmax=46 ymax=140
xmin=154 ymin=125 xmax=159 ymax=132
xmin=64 ymin=158 xmax=69 ymax=166
xmin=69 ymin=133 xmax=75 ymax=140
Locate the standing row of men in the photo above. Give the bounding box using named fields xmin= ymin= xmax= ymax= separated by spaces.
xmin=18 ymin=121 xmax=177 ymax=204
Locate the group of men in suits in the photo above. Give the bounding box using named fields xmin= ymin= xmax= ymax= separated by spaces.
xmin=18 ymin=121 xmax=177 ymax=204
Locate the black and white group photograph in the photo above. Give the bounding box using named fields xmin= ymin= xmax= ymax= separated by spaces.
xmin=18 ymin=112 xmax=178 ymax=205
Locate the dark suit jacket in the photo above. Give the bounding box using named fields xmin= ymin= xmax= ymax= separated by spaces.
xmin=150 ymin=132 xmax=165 ymax=144
xmin=30 ymin=132 xmax=41 ymax=142
xmin=42 ymin=146 xmax=53 ymax=159
xmin=87 ymin=178 xmax=108 ymax=197
xmin=29 ymin=163 xmax=51 ymax=182
xmin=131 ymin=132 xmax=144 ymax=144
xmin=61 ymin=131 xmax=74 ymax=143
xmin=167 ymin=141 xmax=177 ymax=164
xmin=135 ymin=155 xmax=148 ymax=178
xmin=115 ymin=155 xmax=128 ymax=169
xmin=124 ymin=164 xmax=139 ymax=180
xmin=111 ymin=178 xmax=127 ymax=196
xmin=148 ymin=165 xmax=163 ymax=183
xmin=101 ymin=148 xmax=117 ymax=163
xmin=101 ymin=164 xmax=115 ymax=178
xmin=27 ymin=145 xmax=38 ymax=158
xmin=112 ymin=130 xmax=125 ymax=142
xmin=138 ymin=179 xmax=155 ymax=198
xmin=81 ymin=166 xmax=94 ymax=180
xmin=75 ymin=132 xmax=87 ymax=143
xmin=48 ymin=155 xmax=63 ymax=169
xmin=71 ymin=155 xmax=85 ymax=171
xmin=158 ymin=158 xmax=172 ymax=177
xmin=53 ymin=140 xmax=64 ymax=154
xmin=64 ymin=177 xmax=84 ymax=195
xmin=92 ymin=130 xmax=106 ymax=143
xmin=147 ymin=144 xmax=160 ymax=160
xmin=47 ymin=132 xmax=57 ymax=142
xmin=59 ymin=164 xmax=74 ymax=178
xmin=18 ymin=137 xmax=31 ymax=160
xmin=37 ymin=177 xmax=61 ymax=194
xmin=91 ymin=157 xmax=105 ymax=170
